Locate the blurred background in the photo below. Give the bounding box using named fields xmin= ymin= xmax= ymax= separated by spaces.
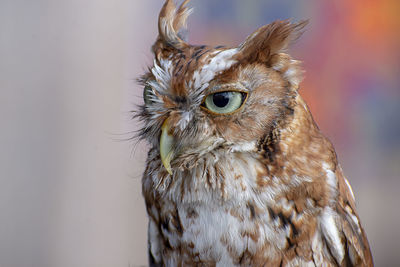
xmin=1 ymin=0 xmax=399 ymax=266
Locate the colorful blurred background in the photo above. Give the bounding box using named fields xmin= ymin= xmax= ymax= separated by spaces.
xmin=1 ymin=0 xmax=399 ymax=266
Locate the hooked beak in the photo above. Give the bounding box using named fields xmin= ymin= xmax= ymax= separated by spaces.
xmin=160 ymin=118 xmax=175 ymax=175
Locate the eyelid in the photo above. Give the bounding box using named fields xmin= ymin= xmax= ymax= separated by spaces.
xmin=207 ymin=83 xmax=249 ymax=94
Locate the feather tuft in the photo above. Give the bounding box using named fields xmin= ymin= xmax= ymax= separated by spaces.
xmin=155 ymin=0 xmax=193 ymax=52
xmin=235 ymin=20 xmax=308 ymax=65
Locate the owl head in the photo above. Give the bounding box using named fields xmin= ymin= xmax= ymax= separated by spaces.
xmin=137 ymin=0 xmax=307 ymax=174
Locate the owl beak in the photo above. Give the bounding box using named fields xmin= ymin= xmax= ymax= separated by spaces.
xmin=160 ymin=118 xmax=174 ymax=175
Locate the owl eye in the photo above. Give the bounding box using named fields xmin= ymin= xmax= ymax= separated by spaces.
xmin=143 ymin=85 xmax=153 ymax=105
xmin=202 ymin=91 xmax=248 ymax=114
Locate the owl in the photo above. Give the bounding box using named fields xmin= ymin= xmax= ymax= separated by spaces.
xmin=136 ymin=0 xmax=373 ymax=266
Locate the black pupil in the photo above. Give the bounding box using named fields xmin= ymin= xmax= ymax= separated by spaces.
xmin=213 ymin=92 xmax=231 ymax=108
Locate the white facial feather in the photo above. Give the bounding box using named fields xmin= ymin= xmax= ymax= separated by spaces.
xmin=151 ymin=59 xmax=173 ymax=94
xmin=192 ymin=48 xmax=239 ymax=90
xmin=177 ymin=111 xmax=192 ymax=131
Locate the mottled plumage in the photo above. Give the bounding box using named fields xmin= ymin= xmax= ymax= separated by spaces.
xmin=137 ymin=1 xmax=373 ymax=266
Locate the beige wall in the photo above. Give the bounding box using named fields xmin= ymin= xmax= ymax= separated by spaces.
xmin=0 ymin=0 xmax=157 ymax=266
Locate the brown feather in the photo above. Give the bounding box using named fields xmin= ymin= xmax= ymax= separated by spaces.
xmin=154 ymin=0 xmax=192 ymax=57
xmin=139 ymin=1 xmax=373 ymax=266
xmin=235 ymin=20 xmax=308 ymax=65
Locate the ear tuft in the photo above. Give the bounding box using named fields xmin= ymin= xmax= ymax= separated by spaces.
xmin=154 ymin=0 xmax=193 ymax=54
xmin=236 ymin=20 xmax=308 ymax=65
